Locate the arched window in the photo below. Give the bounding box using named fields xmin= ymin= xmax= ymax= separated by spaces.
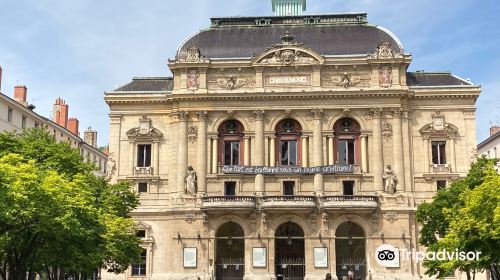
xmin=334 ymin=118 xmax=361 ymax=165
xmin=218 ymin=120 xmax=245 ymax=166
xmin=275 ymin=119 xmax=302 ymax=166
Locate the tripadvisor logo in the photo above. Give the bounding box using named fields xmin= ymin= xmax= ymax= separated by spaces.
xmin=375 ymin=244 xmax=482 ymax=267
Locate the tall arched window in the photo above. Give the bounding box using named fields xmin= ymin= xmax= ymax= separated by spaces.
xmin=334 ymin=118 xmax=360 ymax=165
xmin=275 ymin=119 xmax=302 ymax=166
xmin=218 ymin=120 xmax=245 ymax=165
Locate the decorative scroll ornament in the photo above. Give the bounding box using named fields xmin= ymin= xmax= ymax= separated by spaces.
xmin=368 ymin=41 xmax=402 ymax=59
xmin=322 ymin=72 xmax=371 ymax=88
xmin=209 ymin=75 xmax=255 ymax=90
xmin=384 ymin=212 xmax=399 ymax=224
xmin=379 ymin=66 xmax=392 ymax=88
xmin=187 ymin=125 xmax=198 ymax=143
xmin=126 ymin=115 xmax=163 ymax=139
xmin=179 ymin=47 xmax=209 ymax=63
xmin=186 ymin=70 xmax=199 ymax=92
xmin=419 ymin=112 xmax=459 ymax=137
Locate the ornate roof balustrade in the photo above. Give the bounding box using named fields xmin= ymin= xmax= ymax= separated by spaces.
xmin=201 ymin=196 xmax=256 ymax=210
xmin=320 ymin=195 xmax=378 ymax=210
xmin=260 ymin=195 xmax=316 ymax=209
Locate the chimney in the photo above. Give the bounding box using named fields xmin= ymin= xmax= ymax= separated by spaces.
xmin=14 ymin=85 xmax=28 ymax=107
xmin=84 ymin=127 xmax=98 ymax=148
xmin=52 ymin=98 xmax=69 ymax=128
xmin=491 ymin=125 xmax=500 ymax=137
xmin=67 ymin=118 xmax=79 ymax=136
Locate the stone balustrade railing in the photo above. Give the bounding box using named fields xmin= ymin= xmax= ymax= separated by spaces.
xmin=201 ymin=196 xmax=256 ymax=209
xmin=260 ymin=195 xmax=316 ymax=209
xmin=135 ymin=166 xmax=153 ymax=176
xmin=320 ymin=195 xmax=378 ymax=209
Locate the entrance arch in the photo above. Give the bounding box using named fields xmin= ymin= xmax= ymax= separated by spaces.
xmin=335 ymin=221 xmax=366 ymax=280
xmin=275 ymin=222 xmax=305 ymax=280
xmin=216 ymin=222 xmax=245 ymax=280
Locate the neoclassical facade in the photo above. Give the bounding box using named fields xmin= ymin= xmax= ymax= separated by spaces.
xmin=104 ymin=12 xmax=480 ymax=280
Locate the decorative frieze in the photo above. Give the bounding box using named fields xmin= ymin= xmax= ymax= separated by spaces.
xmin=321 ymin=72 xmax=371 ymax=88
xmin=208 ymin=75 xmax=255 ymax=90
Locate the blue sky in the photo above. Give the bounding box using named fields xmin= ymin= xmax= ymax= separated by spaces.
xmin=0 ymin=0 xmax=498 ymax=146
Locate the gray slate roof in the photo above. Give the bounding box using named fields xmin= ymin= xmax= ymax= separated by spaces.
xmin=406 ymin=72 xmax=472 ymax=86
xmin=178 ymin=24 xmax=401 ymax=59
xmin=114 ymin=77 xmax=173 ymax=92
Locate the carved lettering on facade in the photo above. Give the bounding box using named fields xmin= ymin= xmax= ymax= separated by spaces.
xmin=265 ymin=75 xmax=311 ymax=86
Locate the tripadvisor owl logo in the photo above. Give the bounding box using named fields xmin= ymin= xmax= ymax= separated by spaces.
xmin=375 ymin=244 xmax=400 ymax=267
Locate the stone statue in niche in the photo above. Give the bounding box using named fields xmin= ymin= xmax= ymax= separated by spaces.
xmin=383 ymin=165 xmax=397 ymax=194
xmin=185 ymin=166 xmax=197 ymax=196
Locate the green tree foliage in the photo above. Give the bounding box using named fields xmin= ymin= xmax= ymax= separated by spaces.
xmin=416 ymin=157 xmax=500 ymax=279
xmin=0 ymin=129 xmax=142 ymax=280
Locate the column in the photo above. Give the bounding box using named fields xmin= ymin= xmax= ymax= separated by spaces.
xmin=371 ymin=108 xmax=384 ymax=191
xmin=244 ymin=136 xmax=250 ymax=166
xmin=211 ymin=136 xmax=218 ymax=174
xmin=312 ymin=108 xmax=324 ymax=194
xmin=254 ymin=110 xmax=265 ymax=194
xmin=301 ymin=136 xmax=309 ymax=167
xmin=177 ymin=111 xmax=188 ymax=194
xmin=269 ymin=136 xmax=276 ymax=167
xmin=130 ymin=141 xmax=135 ymax=175
xmin=197 ymin=111 xmax=208 ymax=194
xmin=360 ymin=134 xmax=368 ymax=173
xmin=153 ymin=140 xmax=159 ymax=175
xmin=423 ymin=136 xmax=430 ymax=173
xmin=449 ymin=136 xmax=456 ymax=172
xmin=402 ymin=110 xmax=412 ymax=192
xmin=328 ymin=136 xmax=334 ymax=165
xmin=392 ymin=109 xmax=405 ymax=192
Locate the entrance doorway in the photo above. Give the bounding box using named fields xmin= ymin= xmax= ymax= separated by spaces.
xmin=335 ymin=222 xmax=366 ymax=280
xmin=275 ymin=222 xmax=305 ymax=280
xmin=216 ymin=222 xmax=245 ymax=280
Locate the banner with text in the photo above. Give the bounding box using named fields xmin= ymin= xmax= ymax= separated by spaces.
xmin=221 ymin=165 xmax=354 ymax=175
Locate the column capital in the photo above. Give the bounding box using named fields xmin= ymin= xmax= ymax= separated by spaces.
xmin=360 ymin=133 xmax=368 ymax=138
xmin=370 ymin=107 xmax=383 ymax=118
xmin=253 ymin=109 xmax=265 ymax=120
xmin=177 ymin=110 xmax=188 ymax=121
xmin=448 ymin=135 xmax=456 ymax=140
xmin=311 ymin=108 xmax=324 ymax=120
xmin=392 ymin=108 xmax=402 ymax=118
xmin=268 ymin=135 xmax=276 ymax=139
xmin=196 ymin=110 xmax=208 ymax=121
xmin=301 ymin=135 xmax=309 ymax=139
xmin=211 ymin=136 xmax=219 ymax=140
xmin=244 ymin=135 xmax=251 ymax=140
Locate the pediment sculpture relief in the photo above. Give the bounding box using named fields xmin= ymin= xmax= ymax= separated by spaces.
xmin=253 ymin=31 xmax=324 ymax=66
xmin=419 ymin=113 xmax=459 ymax=137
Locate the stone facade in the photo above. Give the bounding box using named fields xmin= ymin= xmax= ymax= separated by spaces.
xmin=103 ymin=13 xmax=480 ymax=280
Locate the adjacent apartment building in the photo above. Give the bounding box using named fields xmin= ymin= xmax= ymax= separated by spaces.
xmin=103 ymin=2 xmax=480 ymax=280
xmin=0 ymin=67 xmax=107 ymax=175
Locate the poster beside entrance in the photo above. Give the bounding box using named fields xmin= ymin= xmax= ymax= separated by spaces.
xmin=253 ymin=247 xmax=267 ymax=267
xmin=314 ymin=247 xmax=328 ymax=268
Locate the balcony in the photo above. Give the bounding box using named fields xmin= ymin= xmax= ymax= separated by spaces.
xmin=201 ymin=196 xmax=256 ymax=211
xmin=431 ymin=164 xmax=451 ymax=173
xmin=260 ymin=195 xmax=316 ymax=210
xmin=320 ymin=195 xmax=378 ymax=210
xmin=135 ymin=166 xmax=153 ymax=176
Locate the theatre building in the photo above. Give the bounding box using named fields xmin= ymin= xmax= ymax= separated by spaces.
xmin=103 ymin=2 xmax=480 ymax=280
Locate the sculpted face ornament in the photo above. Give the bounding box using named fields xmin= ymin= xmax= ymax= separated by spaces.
xmin=280 ymin=50 xmax=296 ymax=65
